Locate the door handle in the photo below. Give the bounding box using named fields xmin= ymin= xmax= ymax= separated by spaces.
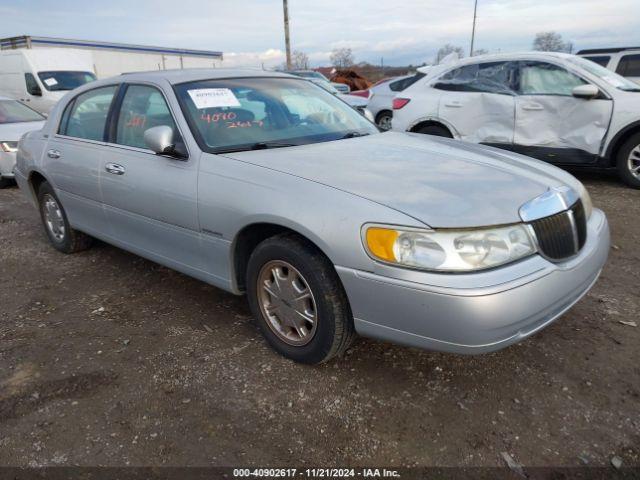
xmin=105 ymin=163 xmax=125 ymax=175
xmin=47 ymin=149 xmax=61 ymax=159
xmin=444 ymin=101 xmax=463 ymax=108
xmin=522 ymin=103 xmax=544 ymax=111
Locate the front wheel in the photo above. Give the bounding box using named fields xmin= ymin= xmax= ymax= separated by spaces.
xmin=616 ymin=132 xmax=640 ymax=189
xmin=246 ymin=234 xmax=355 ymax=364
xmin=37 ymin=181 xmax=93 ymax=253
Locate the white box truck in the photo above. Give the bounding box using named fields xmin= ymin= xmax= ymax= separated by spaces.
xmin=0 ymin=36 xmax=223 ymax=113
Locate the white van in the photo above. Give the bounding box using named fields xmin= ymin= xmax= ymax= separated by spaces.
xmin=0 ymin=48 xmax=96 ymax=114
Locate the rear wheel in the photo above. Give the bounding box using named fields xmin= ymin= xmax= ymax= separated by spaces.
xmin=414 ymin=124 xmax=453 ymax=138
xmin=376 ymin=111 xmax=393 ymax=131
xmin=616 ymin=132 xmax=640 ymax=189
xmin=246 ymin=234 xmax=355 ymax=364
xmin=37 ymin=181 xmax=93 ymax=253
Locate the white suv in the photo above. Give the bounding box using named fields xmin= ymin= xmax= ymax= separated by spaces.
xmin=391 ymin=52 xmax=640 ymax=188
xmin=577 ymin=47 xmax=640 ymax=84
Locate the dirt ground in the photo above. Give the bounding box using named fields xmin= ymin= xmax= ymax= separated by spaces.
xmin=0 ymin=171 xmax=638 ymax=469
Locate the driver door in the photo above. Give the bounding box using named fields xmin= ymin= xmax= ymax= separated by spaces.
xmin=99 ymin=83 xmax=203 ymax=270
xmin=513 ymin=61 xmax=613 ymax=163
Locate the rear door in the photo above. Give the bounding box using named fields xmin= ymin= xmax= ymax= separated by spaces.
xmin=98 ymin=83 xmax=203 ymax=272
xmin=513 ymin=60 xmax=613 ymax=163
xmin=45 ymin=84 xmax=118 ymax=233
xmin=433 ymin=61 xmax=517 ymax=145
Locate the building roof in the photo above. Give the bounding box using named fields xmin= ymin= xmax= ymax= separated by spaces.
xmin=0 ymin=36 xmax=223 ymax=59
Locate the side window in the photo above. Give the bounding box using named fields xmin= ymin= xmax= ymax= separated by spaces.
xmin=63 ymin=86 xmax=117 ymax=141
xmin=24 ymin=73 xmax=41 ymax=96
xmin=115 ymin=85 xmax=179 ymax=149
xmin=584 ymin=56 xmax=610 ymax=68
xmin=519 ymin=62 xmax=587 ymax=96
xmin=616 ymin=54 xmax=640 ymax=77
xmin=389 ymin=72 xmax=426 ymax=92
xmin=433 ymin=62 xmax=516 ymax=94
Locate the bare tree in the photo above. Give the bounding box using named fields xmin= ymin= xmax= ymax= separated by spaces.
xmin=533 ymin=32 xmax=572 ymax=52
xmin=330 ymin=48 xmax=354 ymax=68
xmin=436 ymin=44 xmax=465 ymax=63
xmin=290 ymin=50 xmax=310 ymax=70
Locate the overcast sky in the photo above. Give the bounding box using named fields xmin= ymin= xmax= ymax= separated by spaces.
xmin=2 ymin=0 xmax=639 ymax=67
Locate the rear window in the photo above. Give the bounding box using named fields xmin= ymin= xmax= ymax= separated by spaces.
xmin=389 ymin=73 xmax=425 ymax=92
xmin=616 ymin=54 xmax=640 ymax=77
xmin=583 ymin=56 xmax=611 ymax=67
xmin=0 ymin=100 xmax=44 ymax=124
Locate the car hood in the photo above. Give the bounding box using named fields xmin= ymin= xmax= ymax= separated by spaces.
xmin=223 ymin=132 xmax=580 ymax=228
xmin=0 ymin=121 xmax=45 ymax=141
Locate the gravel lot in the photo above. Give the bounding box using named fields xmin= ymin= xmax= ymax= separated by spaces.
xmin=0 ymin=172 xmax=638 ymax=469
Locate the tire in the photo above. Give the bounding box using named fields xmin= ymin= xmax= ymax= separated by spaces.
xmin=376 ymin=111 xmax=393 ymax=131
xmin=616 ymin=132 xmax=640 ymax=189
xmin=246 ymin=234 xmax=356 ymax=364
xmin=414 ymin=124 xmax=453 ymax=138
xmin=37 ymin=181 xmax=93 ymax=254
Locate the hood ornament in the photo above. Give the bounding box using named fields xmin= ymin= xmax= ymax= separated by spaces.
xmin=519 ymin=185 xmax=579 ymax=222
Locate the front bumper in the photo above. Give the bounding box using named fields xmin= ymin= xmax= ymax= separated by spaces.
xmin=336 ymin=208 xmax=610 ymax=354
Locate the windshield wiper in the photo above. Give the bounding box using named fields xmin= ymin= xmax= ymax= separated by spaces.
xmin=214 ymin=141 xmax=299 ymax=154
xmin=340 ymin=131 xmax=371 ymax=139
xmin=250 ymin=141 xmax=299 ymax=150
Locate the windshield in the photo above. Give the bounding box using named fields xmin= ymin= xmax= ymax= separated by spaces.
xmin=174 ymin=77 xmax=378 ymax=153
xmin=37 ymin=71 xmax=97 ymax=92
xmin=567 ymin=57 xmax=640 ymax=91
xmin=294 ymin=71 xmax=328 ymax=81
xmin=0 ymin=100 xmax=45 ymax=124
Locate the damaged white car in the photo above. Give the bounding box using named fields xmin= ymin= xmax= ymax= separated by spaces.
xmin=391 ymin=52 xmax=640 ymax=188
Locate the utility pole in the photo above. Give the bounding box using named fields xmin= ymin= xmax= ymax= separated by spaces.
xmin=470 ymin=0 xmax=478 ymax=56
xmin=283 ymin=0 xmax=292 ymax=69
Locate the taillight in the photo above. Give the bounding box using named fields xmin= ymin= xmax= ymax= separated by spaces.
xmin=350 ymin=89 xmax=371 ymax=99
xmin=392 ymin=98 xmax=411 ymax=110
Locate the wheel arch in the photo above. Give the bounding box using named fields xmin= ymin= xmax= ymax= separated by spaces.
xmin=408 ymin=117 xmax=457 ymax=137
xmin=27 ymin=169 xmax=50 ymax=201
xmin=230 ymin=220 xmax=336 ymax=294
xmin=605 ymin=121 xmax=640 ymax=166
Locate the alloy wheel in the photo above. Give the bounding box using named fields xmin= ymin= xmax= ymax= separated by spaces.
xmin=628 ymin=144 xmax=640 ymax=180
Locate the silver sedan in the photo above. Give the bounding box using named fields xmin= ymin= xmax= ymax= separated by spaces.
xmin=15 ymin=69 xmax=609 ymax=364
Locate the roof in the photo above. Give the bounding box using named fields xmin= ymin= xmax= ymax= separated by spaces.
xmin=577 ymin=47 xmax=640 ymax=55
xmin=94 ymin=68 xmax=296 ymax=85
xmin=0 ymin=35 xmax=223 ymax=59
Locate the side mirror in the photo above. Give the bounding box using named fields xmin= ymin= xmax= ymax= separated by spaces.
xmin=572 ymin=84 xmax=599 ymax=99
xmin=28 ymin=84 xmax=42 ymax=97
xmin=144 ymin=125 xmax=187 ymax=159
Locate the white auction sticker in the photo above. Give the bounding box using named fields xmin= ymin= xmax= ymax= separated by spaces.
xmin=43 ymin=77 xmax=58 ymax=87
xmin=187 ymin=88 xmax=241 ymax=109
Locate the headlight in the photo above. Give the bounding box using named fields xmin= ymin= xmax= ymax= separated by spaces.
xmin=579 ymin=185 xmax=593 ymax=219
xmin=0 ymin=141 xmax=18 ymax=153
xmin=363 ymin=224 xmax=536 ymax=272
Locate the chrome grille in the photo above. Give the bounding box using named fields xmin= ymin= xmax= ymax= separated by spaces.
xmin=530 ymin=200 xmax=587 ymax=261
